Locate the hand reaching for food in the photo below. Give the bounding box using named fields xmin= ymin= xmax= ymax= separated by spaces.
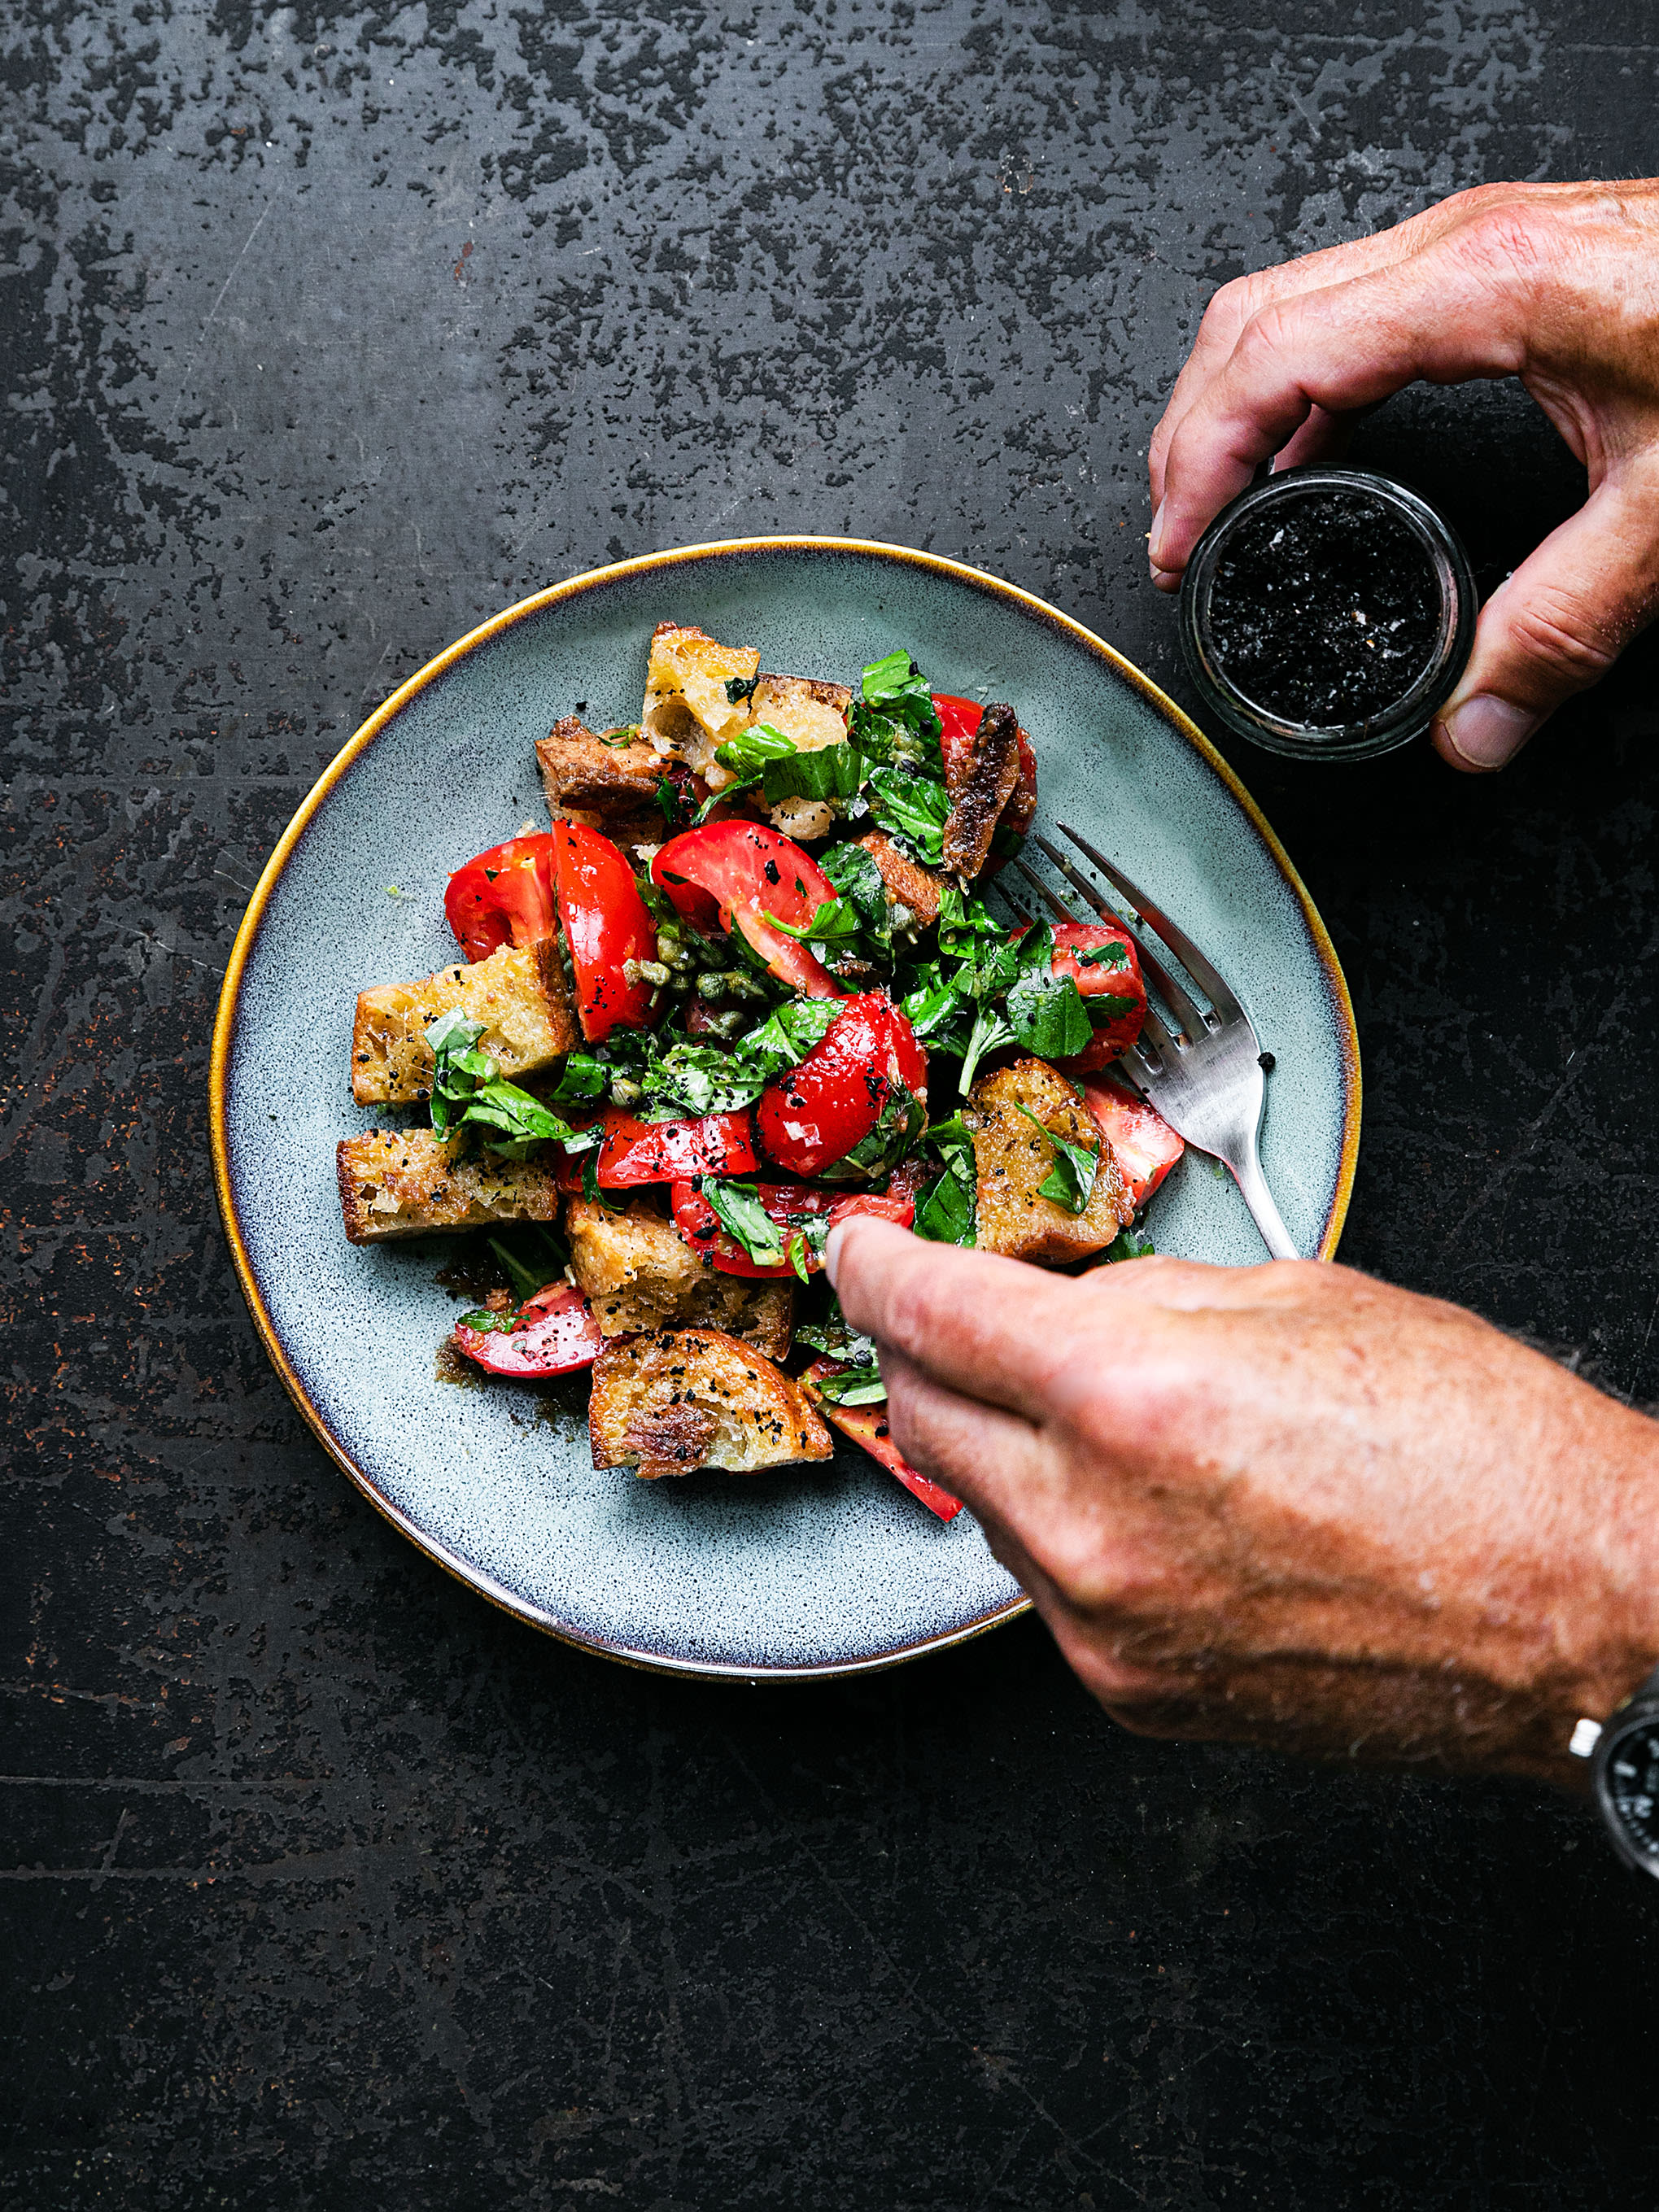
xmin=1148 ymin=180 xmax=1659 ymax=771
xmin=827 ymin=1217 xmax=1659 ymax=1783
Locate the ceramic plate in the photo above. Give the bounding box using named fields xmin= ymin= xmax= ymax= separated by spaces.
xmin=211 ymin=539 xmax=1360 ymax=1679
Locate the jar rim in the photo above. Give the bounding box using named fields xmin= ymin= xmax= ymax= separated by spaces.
xmin=1177 ymin=466 xmax=1477 ymax=762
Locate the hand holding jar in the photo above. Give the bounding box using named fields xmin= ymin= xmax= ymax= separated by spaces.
xmin=1146 ymin=181 xmax=1659 ymax=773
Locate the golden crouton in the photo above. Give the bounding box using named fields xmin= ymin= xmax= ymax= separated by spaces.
xmin=967 ymin=1057 xmax=1132 ymax=1264
xmin=855 ymin=831 xmax=942 ymax=929
xmin=641 ymin=620 xmax=760 ymax=771
xmin=589 ymin=1327 xmax=832 ymax=1479
xmin=742 ymin=673 xmax=853 ymax=841
xmin=535 ymin=714 xmax=666 ymax=850
xmin=565 ymin=1196 xmax=792 ymax=1356
xmin=337 ymin=1129 xmax=563 ymax=1245
xmin=351 ymin=940 xmax=578 ymax=1106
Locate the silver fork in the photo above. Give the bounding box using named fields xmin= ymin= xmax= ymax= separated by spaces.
xmin=1012 ymin=826 xmax=1299 ymax=1261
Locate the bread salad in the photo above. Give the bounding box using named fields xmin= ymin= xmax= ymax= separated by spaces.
xmin=337 ymin=621 xmax=1184 ymax=1520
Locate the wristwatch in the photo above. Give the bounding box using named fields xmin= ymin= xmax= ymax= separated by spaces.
xmin=1571 ymin=1666 xmax=1659 ymax=1878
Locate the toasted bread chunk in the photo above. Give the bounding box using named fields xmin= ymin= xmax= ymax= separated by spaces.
xmin=337 ymin=1129 xmax=563 ymax=1244
xmin=967 ymin=1056 xmax=1132 ymax=1264
xmin=641 ymin=621 xmax=760 ymax=771
xmin=351 ymin=940 xmax=578 ymax=1106
xmin=536 ymin=714 xmax=664 ymax=828
xmin=856 ymin=831 xmax=943 ymax=929
xmin=942 ymin=700 xmax=1022 ymax=879
xmin=565 ymin=1196 xmax=792 ymax=1355
xmin=741 ymin=673 xmax=853 ymax=841
xmin=590 ymin=1327 xmax=832 ymax=1478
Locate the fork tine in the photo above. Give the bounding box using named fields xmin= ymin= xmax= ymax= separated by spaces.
xmin=1028 ymin=832 xmax=1210 ymax=1041
xmin=1011 ymin=856 xmax=1077 ymax=924
xmin=1055 ymin=825 xmax=1243 ymax=1022
xmin=1135 ymin=1001 xmax=1181 ymax=1065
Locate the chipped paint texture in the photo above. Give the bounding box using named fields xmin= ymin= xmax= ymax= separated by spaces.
xmin=8 ymin=2 xmax=1659 ymax=2204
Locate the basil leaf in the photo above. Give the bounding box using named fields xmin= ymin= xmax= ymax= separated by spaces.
xmin=1079 ymin=939 xmax=1130 ymax=969
xmin=793 ymin=1298 xmax=871 ymax=1359
xmin=426 ymin=1012 xmax=492 ymax=1139
xmin=714 ymin=721 xmax=797 ymax=778
xmin=739 ymin=997 xmax=841 ymax=1076
xmin=725 ymin=674 xmax=759 ymax=707
xmin=701 ymin=1177 xmax=786 ymax=1267
xmin=642 ymin=1041 xmax=769 ymax=1117
xmin=958 ymin=1003 xmax=1017 ymax=1094
xmin=762 ymin=740 xmax=865 ymax=805
xmin=818 ymin=1080 xmax=926 ymax=1182
xmin=814 ymin=1365 xmax=889 ymax=1407
xmin=1084 ymin=991 xmax=1140 ymax=1028
xmin=656 ymin=777 xmax=680 ymax=830
xmin=1013 ymin=1103 xmax=1099 ymax=1214
xmin=914 ymin=1115 xmax=977 ymax=1246
xmin=819 ymin=840 xmax=891 ymax=941
xmin=865 ymin=766 xmax=949 ymax=867
xmin=1100 ymin=1226 xmax=1155 ymax=1263
xmin=1006 ymin=969 xmax=1094 ymax=1059
xmin=901 ymin=962 xmax=976 ymax=1053
xmin=548 ymin=1052 xmax=609 ymax=1102
xmin=459 ymin=1307 xmax=520 ymax=1334
xmin=936 ymin=882 xmax=1006 ymax=958
xmin=760 ymin=895 xmax=865 ymax=945
xmin=848 ymin=652 xmax=944 ymax=774
xmin=464 ymin=1078 xmax=579 ymax=1158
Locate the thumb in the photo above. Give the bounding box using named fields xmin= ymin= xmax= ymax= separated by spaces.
xmin=1434 ymin=475 xmax=1659 ymax=773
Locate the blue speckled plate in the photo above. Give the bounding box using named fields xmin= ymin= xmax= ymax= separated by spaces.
xmin=211 ymin=539 xmax=1359 ymax=1679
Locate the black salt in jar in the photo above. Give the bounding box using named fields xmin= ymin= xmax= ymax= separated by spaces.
xmin=1178 ymin=467 xmax=1476 ymax=761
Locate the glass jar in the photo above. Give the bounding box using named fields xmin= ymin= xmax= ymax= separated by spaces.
xmin=1177 ymin=465 xmax=1477 ymax=762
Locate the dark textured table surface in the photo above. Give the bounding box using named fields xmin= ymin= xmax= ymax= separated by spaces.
xmin=9 ymin=4 xmax=1659 ymax=2205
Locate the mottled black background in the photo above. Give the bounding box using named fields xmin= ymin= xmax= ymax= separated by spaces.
xmin=7 ymin=2 xmax=1659 ymax=2205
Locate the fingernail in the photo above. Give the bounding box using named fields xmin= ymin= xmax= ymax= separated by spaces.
xmin=1438 ymin=694 xmax=1539 ymax=770
xmin=1147 ymin=503 xmax=1166 ymax=572
xmin=823 ymin=1222 xmax=845 ymax=1289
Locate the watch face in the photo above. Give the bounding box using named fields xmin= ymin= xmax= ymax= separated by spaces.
xmin=1603 ymin=1717 xmax=1659 ymax=1857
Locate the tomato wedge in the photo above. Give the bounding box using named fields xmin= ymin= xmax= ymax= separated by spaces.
xmin=756 ymin=993 xmax=927 ymax=1180
xmin=1081 ymin=1072 xmax=1185 ymax=1206
xmin=552 ymin=822 xmax=657 ymax=1041
xmin=1012 ymin=916 xmax=1147 ymax=1071
xmin=555 ymin=1106 xmax=759 ymax=1190
xmin=801 ymin=1356 xmax=963 ymax=1521
xmin=652 ymin=822 xmax=842 ymax=997
xmin=452 ymin=1285 xmax=604 ymax=1377
xmin=934 ymin=692 xmax=1037 ymax=843
xmin=444 ymin=833 xmax=559 ymax=962
xmin=670 ymin=1180 xmax=915 ymax=1277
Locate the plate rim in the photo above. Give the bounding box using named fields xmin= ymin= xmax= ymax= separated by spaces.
xmin=208 ymin=533 xmax=1361 ymax=1681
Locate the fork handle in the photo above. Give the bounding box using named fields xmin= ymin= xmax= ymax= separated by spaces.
xmin=1225 ymin=1146 xmax=1300 ymax=1261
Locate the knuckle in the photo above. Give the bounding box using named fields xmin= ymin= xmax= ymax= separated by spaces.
xmin=1504 ymin=586 xmax=1624 ymax=684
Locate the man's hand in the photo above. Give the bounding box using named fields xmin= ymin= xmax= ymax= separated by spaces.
xmin=1148 ymin=181 xmax=1659 ymax=771
xmin=830 ymin=1221 xmax=1659 ymax=1783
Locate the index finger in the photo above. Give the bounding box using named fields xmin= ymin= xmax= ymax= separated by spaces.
xmin=1151 ymin=244 xmax=1526 ymax=577
xmin=827 ymin=1219 xmax=1093 ymax=1424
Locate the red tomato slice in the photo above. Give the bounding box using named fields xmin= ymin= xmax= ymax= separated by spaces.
xmin=652 ymin=822 xmax=842 ymax=997
xmin=670 ymin=1181 xmax=914 ymax=1277
xmin=1054 ymin=917 xmax=1147 ymax=1070
xmin=552 ymin=822 xmax=657 ymax=1041
xmin=933 ymin=693 xmax=1037 ymax=844
xmin=1082 ymin=1072 xmax=1185 ymax=1206
xmin=452 ymin=1285 xmax=604 ymax=1377
xmin=555 ymin=1107 xmax=759 ymax=1190
xmin=1012 ymin=916 xmax=1148 ymax=1072
xmin=801 ymin=1356 xmax=963 ymax=1521
xmin=444 ymin=834 xmax=559 ymax=962
xmin=756 ymin=993 xmax=928 ymax=1180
